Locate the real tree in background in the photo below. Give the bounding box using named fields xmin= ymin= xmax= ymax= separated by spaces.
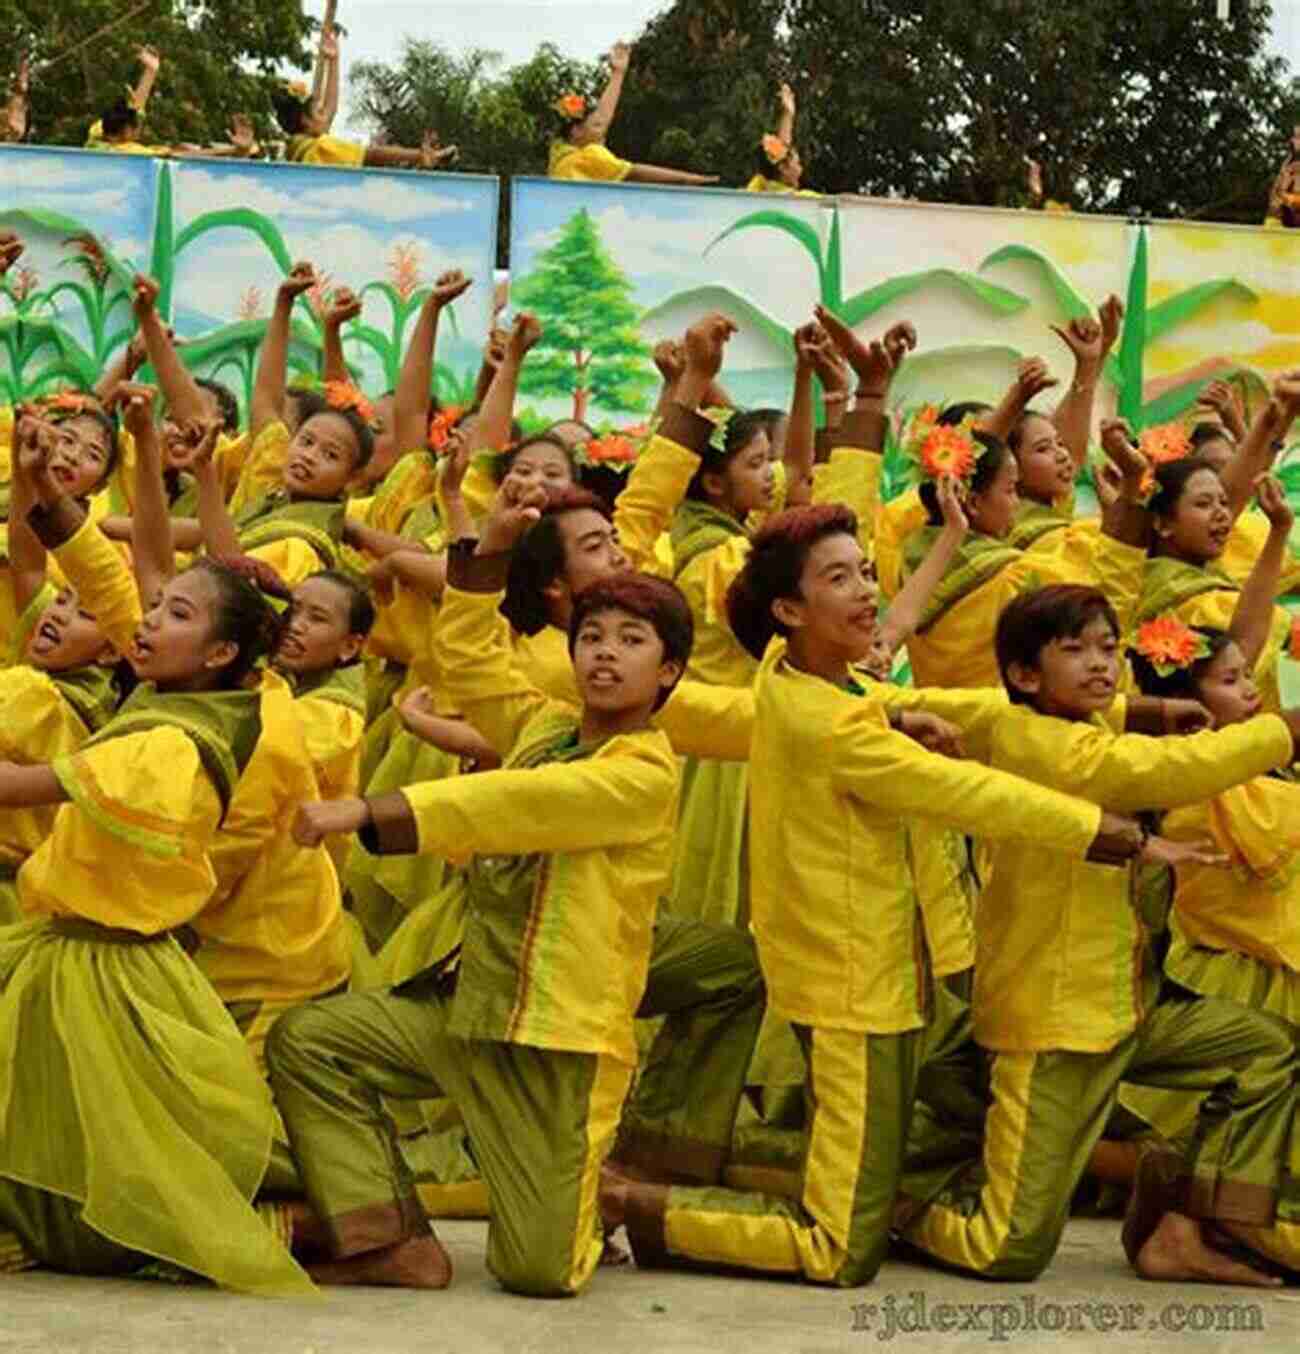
xmin=510 ymin=206 xmax=655 ymax=423
xmin=0 ymin=0 xmax=315 ymax=150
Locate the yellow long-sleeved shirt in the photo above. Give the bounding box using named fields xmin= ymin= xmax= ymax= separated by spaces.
xmin=1164 ymin=777 xmax=1300 ymax=971
xmin=747 ymin=639 xmax=1105 ymax=1035
xmin=977 ymin=704 xmax=1294 ymax=1054
xmin=49 ymin=515 xmax=143 ymax=657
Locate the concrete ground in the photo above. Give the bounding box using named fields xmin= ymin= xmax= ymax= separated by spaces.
xmin=5 ymin=1219 xmax=1299 ymax=1354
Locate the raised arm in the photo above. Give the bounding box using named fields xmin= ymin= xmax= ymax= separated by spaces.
xmin=586 ymin=42 xmax=630 ymax=141
xmin=876 ymin=475 xmax=967 ymax=655
xmin=112 ymin=382 xmax=174 ymax=604
xmin=1197 ymin=379 xmax=1247 ymax=445
xmin=93 ymin=329 xmax=148 ymax=407
xmin=320 ymin=285 xmax=360 ymax=386
xmin=252 ymin=261 xmax=316 ymax=442
xmin=1050 ymin=295 xmax=1120 ymax=473
xmin=815 ymin=307 xmax=915 ymax=453
xmin=473 ymin=327 xmax=506 ymax=408
xmin=7 ymin=411 xmax=52 ymax=614
xmin=130 ymin=46 xmax=161 ymax=116
xmin=133 ymin=274 xmax=207 ymax=428
xmin=478 ymin=311 xmax=540 ymax=454
xmin=980 ymin=356 xmax=1059 ymax=446
xmin=179 ymin=420 xmax=242 ymax=563
xmin=776 ymin=82 xmax=795 ymax=149
xmin=2 ymin=55 xmax=28 ymax=142
xmin=392 ymin=269 xmax=471 ymax=457
xmin=783 ymin=324 xmax=818 ymax=507
xmin=1230 ymin=475 xmax=1293 ymax=671
xmin=310 ymin=10 xmax=341 ymax=132
xmin=1219 ymin=375 xmax=1300 ymax=520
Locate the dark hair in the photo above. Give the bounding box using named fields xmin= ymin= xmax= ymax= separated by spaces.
xmin=101 ymin=100 xmax=141 ymax=138
xmin=501 ymin=486 xmax=612 ymax=636
xmin=686 ymin=409 xmax=770 ymax=501
xmin=1147 ymin=453 xmax=1220 ymax=523
xmin=919 ymin=431 xmax=1009 ymax=524
xmin=938 ymin=401 xmax=992 ymax=426
xmin=285 ymin=387 xmax=327 ymax=432
xmin=271 ymin=89 xmax=307 ymax=136
xmin=302 ymin=407 xmax=375 ymax=470
xmin=750 ymin=408 xmax=787 ymax=436
xmin=189 ymin=558 xmax=281 ymax=688
xmin=725 ymin=503 xmax=860 ymax=660
xmin=66 ymin=407 xmax=122 ymax=490
xmin=755 ymin=144 xmax=790 ymax=179
xmin=994 ymin=584 xmax=1119 ymax=705
xmin=499 ymin=434 xmax=576 ymax=482
xmin=195 ymin=377 xmax=240 ymax=434
xmin=546 ymin=418 xmax=597 ymax=449
xmin=1130 ymin=625 xmax=1233 ymax=701
xmin=308 ymin=569 xmax=376 ymax=637
xmin=568 ymin=573 xmax=694 ymax=710
xmin=1190 ymin=421 xmax=1234 ymax=451
xmin=1006 ymin=408 xmax=1052 ymax=454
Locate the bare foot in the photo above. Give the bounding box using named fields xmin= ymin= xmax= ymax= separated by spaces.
xmin=307 ymin=1232 xmax=453 ymax=1289
xmin=1136 ymin=1212 xmax=1282 ymax=1288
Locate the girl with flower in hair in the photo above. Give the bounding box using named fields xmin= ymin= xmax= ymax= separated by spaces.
xmin=548 ymin=42 xmax=719 ymax=185
xmin=273 ymin=23 xmax=454 ymax=170
xmin=1136 ymin=376 xmax=1300 ymax=714
xmin=745 ymin=83 xmax=818 ymax=196
xmin=84 ymin=46 xmax=164 ymax=154
xmin=1130 ymin=475 xmax=1300 ymax=1042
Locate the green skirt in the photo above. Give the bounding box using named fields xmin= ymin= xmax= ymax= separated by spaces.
xmin=667 ymin=756 xmax=749 ymax=928
xmin=0 ymin=917 xmax=314 ymax=1296
xmin=1166 ymin=929 xmax=1300 ymax=1032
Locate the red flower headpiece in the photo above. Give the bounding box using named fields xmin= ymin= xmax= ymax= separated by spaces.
xmin=1134 ymin=615 xmax=1211 ymax=676
xmin=427 ymin=405 xmax=467 ymax=454
xmin=322 ymin=380 xmax=375 ymax=426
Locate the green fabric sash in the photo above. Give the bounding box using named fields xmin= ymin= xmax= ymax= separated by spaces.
xmin=669 ymin=500 xmax=747 ymax=579
xmin=401 ymin=499 xmax=447 ymax=549
xmin=82 ymin=684 xmax=262 ymax=815
xmin=233 ymin=492 xmax=345 ymax=569
xmin=1137 ymin=555 xmax=1237 ymax=624
xmin=903 ymin=526 xmax=1024 ymax=631
xmin=165 ymin=470 xmax=199 ymax=520
xmin=292 ymin=661 xmax=367 ymax=717
xmin=50 ymin=666 xmax=120 ymax=734
xmin=1008 ymin=500 xmax=1071 ymax=550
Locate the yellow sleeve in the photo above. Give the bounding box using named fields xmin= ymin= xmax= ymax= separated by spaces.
xmin=231 ymin=421 xmax=291 ymax=515
xmin=1168 ymin=780 xmax=1300 ymax=882
xmin=993 ymin=708 xmax=1293 ymax=813
xmin=653 ymin=678 xmax=754 ymax=760
xmin=1085 ymin=533 xmax=1147 ymax=635
xmin=346 ymin=494 xmax=374 ymax=525
xmin=247 ymin=538 xmax=324 ymax=587
xmin=25 ymin=728 xmax=220 ymax=932
xmin=549 ymin=141 xmax=632 ymax=181
xmin=455 ymin=458 xmax=499 ymax=525
xmin=614 ymin=433 xmax=699 ymax=575
xmin=296 ymin=694 xmax=364 ymax=797
xmin=876 ymin=490 xmax=928 ymax=600
xmin=367 ymin=577 xmax=439 ymax=669
xmin=432 ymin=583 xmax=562 ymax=759
xmin=0 ymin=667 xmax=92 ymax=760
xmin=811 ymin=448 xmax=881 ymax=555
xmin=10 ymin=580 xmax=56 ymax=667
xmin=400 ymin=737 xmax=676 ymax=862
xmin=214 ymin=431 xmax=251 ymax=502
xmin=50 ymin=517 xmax=142 ymax=657
xmin=829 ymin=698 xmax=1101 ymax=855
xmin=301 ymin=134 xmax=367 ymax=166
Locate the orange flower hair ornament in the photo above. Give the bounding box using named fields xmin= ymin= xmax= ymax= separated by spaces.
xmin=902 ymin=411 xmax=984 ymax=484
xmin=281 ymin=79 xmax=312 ymax=106
xmin=1134 ymin=615 xmax=1211 ymax=677
xmin=322 ymin=381 xmax=375 ymax=426
xmin=1139 ymin=423 xmax=1191 ymax=466
xmin=554 ymin=93 xmax=587 ymax=122
xmin=36 ymin=390 xmax=96 ymax=424
xmin=761 ymin=134 xmax=789 ymax=166
xmin=577 ymin=433 xmax=639 ymax=468
xmin=427 ymin=405 xmax=467 ymax=454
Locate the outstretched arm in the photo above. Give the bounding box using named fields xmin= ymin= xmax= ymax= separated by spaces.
xmin=185 ymin=422 xmax=243 ymax=563
xmin=130 ymin=46 xmax=161 ymax=114
xmin=1050 ymin=295 xmax=1120 ymax=473
xmin=321 ymin=286 xmax=360 ymax=386
xmin=776 ymin=82 xmax=795 ymax=148
xmin=625 ymin=163 xmax=720 ymax=186
xmin=980 ymin=356 xmax=1058 ymax=445
xmin=133 ymin=274 xmax=207 ymax=429
xmin=877 ymin=475 xmax=968 ymax=654
xmin=478 ymin=311 xmax=540 ymax=454
xmin=784 ymin=324 xmax=819 ymax=507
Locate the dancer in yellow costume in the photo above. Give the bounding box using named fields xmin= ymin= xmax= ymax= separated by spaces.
xmin=612 ymin=505 xmax=1145 ymax=1287
xmin=900 ymin=583 xmax=1300 ymax=1287
xmin=745 ymin=83 xmax=819 ymax=196
xmin=548 ymin=43 xmax=718 ymax=186
xmin=270 ymin=572 xmax=693 ymax=1295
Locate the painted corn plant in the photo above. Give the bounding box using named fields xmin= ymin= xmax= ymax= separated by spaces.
xmin=980 ymin=225 xmax=1258 ymax=431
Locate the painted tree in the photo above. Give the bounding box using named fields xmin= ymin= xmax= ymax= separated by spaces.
xmin=512 ymin=208 xmax=655 ymax=423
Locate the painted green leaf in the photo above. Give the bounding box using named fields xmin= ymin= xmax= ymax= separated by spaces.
xmin=1145 ymin=279 xmax=1257 ymax=346
xmin=705 ymin=210 xmax=826 ymax=294
xmin=173 ymin=319 xmax=268 ymax=366
xmin=151 ymin=163 xmax=175 ymax=319
xmin=1117 ymin=226 xmax=1149 ymax=426
xmin=979 ymin=244 xmax=1092 ymax=320
xmin=839 ymin=269 xmax=1027 ymax=328
xmin=639 ymin=284 xmax=795 ymax=357
xmin=823 ymin=209 xmax=843 ymax=312
xmin=1140 ymin=376 xmax=1218 ymax=428
xmin=174 ymin=208 xmax=294 ymax=275
xmin=357 ymin=281 xmax=405 ymax=328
